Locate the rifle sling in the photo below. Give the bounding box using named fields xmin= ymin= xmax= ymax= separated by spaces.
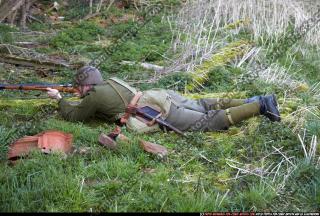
xmin=106 ymin=80 xmax=129 ymax=107
xmin=120 ymin=92 xmax=143 ymax=124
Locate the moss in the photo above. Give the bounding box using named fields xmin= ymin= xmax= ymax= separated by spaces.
xmin=224 ymin=19 xmax=251 ymax=30
xmin=0 ymin=98 xmax=55 ymax=107
xmin=187 ymin=40 xmax=253 ymax=92
xmin=0 ymin=99 xmax=55 ymax=114
xmin=185 ymin=91 xmax=247 ymax=100
xmin=295 ymin=83 xmax=310 ymax=92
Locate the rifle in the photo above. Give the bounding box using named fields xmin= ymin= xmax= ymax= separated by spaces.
xmin=0 ymin=83 xmax=78 ymax=93
xmin=134 ymin=106 xmax=186 ymax=136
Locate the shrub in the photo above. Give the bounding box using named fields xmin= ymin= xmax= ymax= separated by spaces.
xmin=50 ymin=22 xmax=105 ymax=49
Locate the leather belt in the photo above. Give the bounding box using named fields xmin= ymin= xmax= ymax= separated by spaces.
xmin=120 ymin=91 xmax=143 ymax=124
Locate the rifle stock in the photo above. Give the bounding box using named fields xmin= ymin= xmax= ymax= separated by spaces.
xmin=0 ymin=84 xmax=78 ymax=93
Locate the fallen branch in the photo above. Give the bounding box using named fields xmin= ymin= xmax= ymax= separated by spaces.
xmin=272 ymin=146 xmax=296 ymax=168
xmin=0 ymin=54 xmax=70 ymax=69
xmin=83 ymin=12 xmax=101 ymax=21
xmin=0 ymin=44 xmax=80 ymax=69
xmin=14 ymin=41 xmax=42 ymax=48
xmin=10 ymin=31 xmax=57 ymax=43
xmin=27 ymin=14 xmax=43 ymax=23
xmin=199 ymin=153 xmax=214 ymax=163
xmin=121 ymin=61 xmax=164 ymax=73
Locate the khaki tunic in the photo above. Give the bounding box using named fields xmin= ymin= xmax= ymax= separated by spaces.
xmin=58 ymin=78 xmax=135 ymax=122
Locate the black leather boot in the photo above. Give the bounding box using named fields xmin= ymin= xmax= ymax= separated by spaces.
xmin=245 ymin=94 xmax=281 ymax=122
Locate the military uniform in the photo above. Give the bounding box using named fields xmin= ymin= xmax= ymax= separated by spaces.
xmin=58 ymin=77 xmax=262 ymax=133
xmin=59 ymin=78 xmax=136 ymax=122
xmin=165 ymin=90 xmax=260 ymax=132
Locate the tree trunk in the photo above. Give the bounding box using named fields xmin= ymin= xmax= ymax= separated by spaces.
xmin=89 ymin=0 xmax=93 ymax=14
xmin=20 ymin=0 xmax=31 ymax=30
xmin=8 ymin=10 xmax=18 ymax=26
xmin=20 ymin=0 xmax=27 ymax=29
xmin=0 ymin=0 xmax=25 ymax=23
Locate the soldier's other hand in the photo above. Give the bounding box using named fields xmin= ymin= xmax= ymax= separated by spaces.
xmin=47 ymin=88 xmax=62 ymax=100
xmin=73 ymin=91 xmax=81 ymax=97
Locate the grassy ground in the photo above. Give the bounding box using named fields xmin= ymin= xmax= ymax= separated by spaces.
xmin=0 ymin=1 xmax=319 ymax=212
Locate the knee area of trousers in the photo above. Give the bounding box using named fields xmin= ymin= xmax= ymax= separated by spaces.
xmin=207 ymin=110 xmax=230 ymax=130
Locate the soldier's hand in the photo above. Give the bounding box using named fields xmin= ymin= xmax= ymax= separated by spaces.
xmin=46 ymin=88 xmax=62 ymax=100
xmin=125 ymin=105 xmax=137 ymax=114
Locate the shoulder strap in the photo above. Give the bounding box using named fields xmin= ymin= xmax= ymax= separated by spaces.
xmin=108 ymin=77 xmax=137 ymax=94
xmin=106 ymin=80 xmax=129 ymax=107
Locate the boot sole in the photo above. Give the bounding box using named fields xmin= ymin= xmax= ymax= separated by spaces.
xmin=267 ymin=94 xmax=281 ymax=122
xmin=272 ymin=94 xmax=278 ymax=107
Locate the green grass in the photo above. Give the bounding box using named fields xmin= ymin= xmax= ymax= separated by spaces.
xmin=0 ymin=100 xmax=318 ymax=211
xmin=99 ymin=15 xmax=173 ymax=78
xmin=0 ymin=24 xmax=18 ymax=44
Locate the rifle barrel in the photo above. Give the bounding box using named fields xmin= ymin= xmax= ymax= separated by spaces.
xmin=0 ymin=84 xmax=77 ymax=93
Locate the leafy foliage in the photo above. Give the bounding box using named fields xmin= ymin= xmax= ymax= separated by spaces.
xmin=50 ymin=22 xmax=105 ymax=49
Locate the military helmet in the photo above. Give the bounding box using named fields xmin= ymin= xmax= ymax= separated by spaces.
xmin=74 ymin=66 xmax=104 ymax=86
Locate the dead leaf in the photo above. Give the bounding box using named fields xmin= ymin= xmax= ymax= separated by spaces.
xmin=72 ymin=147 xmax=91 ymax=155
xmin=49 ymin=15 xmax=58 ymax=21
xmin=142 ymin=168 xmax=156 ymax=174
xmin=98 ymin=133 xmax=117 ymax=150
xmin=117 ymin=134 xmax=129 ymax=143
xmin=140 ymin=140 xmax=168 ymax=158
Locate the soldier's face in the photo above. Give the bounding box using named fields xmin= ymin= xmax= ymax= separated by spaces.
xmin=77 ymin=85 xmax=92 ymax=98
